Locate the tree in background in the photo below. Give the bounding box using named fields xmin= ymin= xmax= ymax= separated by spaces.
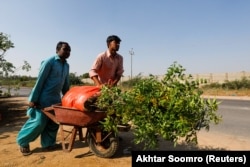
xmin=0 ymin=32 xmax=32 ymax=96
xmin=0 ymin=32 xmax=15 ymax=77
xmin=80 ymin=72 xmax=90 ymax=79
xmin=69 ymin=72 xmax=83 ymax=85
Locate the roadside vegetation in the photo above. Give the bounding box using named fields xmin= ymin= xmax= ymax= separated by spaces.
xmin=1 ymin=71 xmax=250 ymax=97
xmin=0 ymin=73 xmax=87 ymax=96
xmin=120 ymin=73 xmax=250 ymax=97
xmin=201 ymin=77 xmax=250 ymax=96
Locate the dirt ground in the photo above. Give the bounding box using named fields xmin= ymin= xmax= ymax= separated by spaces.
xmin=1 ymin=97 xmax=250 ymax=167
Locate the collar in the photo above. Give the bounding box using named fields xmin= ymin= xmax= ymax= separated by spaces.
xmin=106 ymin=50 xmax=117 ymax=58
xmin=55 ymin=55 xmax=67 ymax=62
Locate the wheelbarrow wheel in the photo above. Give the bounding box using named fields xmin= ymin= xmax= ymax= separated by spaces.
xmin=87 ymin=130 xmax=119 ymax=158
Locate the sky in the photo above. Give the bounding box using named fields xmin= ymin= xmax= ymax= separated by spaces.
xmin=1 ymin=0 xmax=250 ymax=77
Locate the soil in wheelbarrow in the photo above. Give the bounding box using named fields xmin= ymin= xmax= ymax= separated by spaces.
xmin=1 ymin=97 xmax=250 ymax=167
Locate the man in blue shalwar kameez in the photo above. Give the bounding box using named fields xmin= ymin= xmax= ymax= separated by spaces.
xmin=16 ymin=41 xmax=71 ymax=156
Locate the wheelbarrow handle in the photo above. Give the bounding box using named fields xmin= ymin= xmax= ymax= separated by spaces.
xmin=42 ymin=107 xmax=59 ymax=124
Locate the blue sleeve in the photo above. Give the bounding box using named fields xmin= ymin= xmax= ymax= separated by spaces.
xmin=62 ymin=71 xmax=70 ymax=95
xmin=28 ymin=60 xmax=52 ymax=102
xmin=62 ymin=64 xmax=70 ymax=95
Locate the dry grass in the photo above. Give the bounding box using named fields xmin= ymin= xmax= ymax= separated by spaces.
xmin=201 ymin=88 xmax=250 ymax=96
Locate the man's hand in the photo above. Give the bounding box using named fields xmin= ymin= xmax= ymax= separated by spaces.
xmin=97 ymin=84 xmax=104 ymax=88
xmin=106 ymin=79 xmax=118 ymax=88
xmin=29 ymin=102 xmax=38 ymax=108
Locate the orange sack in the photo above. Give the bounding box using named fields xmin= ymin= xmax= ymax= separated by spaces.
xmin=62 ymin=86 xmax=101 ymax=111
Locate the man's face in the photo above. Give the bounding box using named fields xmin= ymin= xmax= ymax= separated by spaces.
xmin=58 ymin=44 xmax=71 ymax=59
xmin=109 ymin=40 xmax=120 ymax=52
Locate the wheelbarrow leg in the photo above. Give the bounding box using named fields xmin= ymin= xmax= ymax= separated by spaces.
xmin=60 ymin=125 xmax=77 ymax=152
xmin=78 ymin=127 xmax=84 ymax=141
xmin=67 ymin=127 xmax=77 ymax=152
xmin=59 ymin=125 xmax=66 ymax=151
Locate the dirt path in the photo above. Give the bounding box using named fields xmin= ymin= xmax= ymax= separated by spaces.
xmin=0 ymin=97 xmax=250 ymax=167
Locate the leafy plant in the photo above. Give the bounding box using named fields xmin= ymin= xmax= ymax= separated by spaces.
xmin=96 ymin=62 xmax=221 ymax=149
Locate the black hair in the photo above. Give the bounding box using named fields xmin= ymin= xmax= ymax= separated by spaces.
xmin=56 ymin=41 xmax=70 ymax=52
xmin=106 ymin=35 xmax=121 ymax=46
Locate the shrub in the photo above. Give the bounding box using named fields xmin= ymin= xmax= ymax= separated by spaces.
xmin=96 ymin=62 xmax=221 ymax=149
xmin=202 ymin=77 xmax=250 ymax=90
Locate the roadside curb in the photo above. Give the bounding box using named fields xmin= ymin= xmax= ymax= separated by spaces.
xmin=202 ymin=95 xmax=250 ymax=101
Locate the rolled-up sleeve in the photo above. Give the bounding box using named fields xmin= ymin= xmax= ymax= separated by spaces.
xmin=89 ymin=55 xmax=102 ymax=78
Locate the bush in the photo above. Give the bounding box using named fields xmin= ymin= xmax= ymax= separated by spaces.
xmin=121 ymin=73 xmax=143 ymax=88
xmin=69 ymin=73 xmax=83 ymax=85
xmin=96 ymin=62 xmax=221 ymax=149
xmin=202 ymin=82 xmax=221 ymax=89
xmin=201 ymin=77 xmax=250 ymax=90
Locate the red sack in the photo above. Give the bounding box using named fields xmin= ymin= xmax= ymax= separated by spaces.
xmin=62 ymin=86 xmax=101 ymax=111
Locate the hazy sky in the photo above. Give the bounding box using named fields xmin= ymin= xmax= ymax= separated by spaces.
xmin=1 ymin=0 xmax=250 ymax=77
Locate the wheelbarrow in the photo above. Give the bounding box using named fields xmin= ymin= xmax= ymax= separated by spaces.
xmin=42 ymin=103 xmax=130 ymax=158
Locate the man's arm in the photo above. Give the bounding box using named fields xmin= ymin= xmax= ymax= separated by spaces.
xmin=29 ymin=60 xmax=52 ymax=106
xmin=111 ymin=75 xmax=121 ymax=86
xmin=62 ymin=72 xmax=70 ymax=95
xmin=91 ymin=75 xmax=102 ymax=87
xmin=89 ymin=54 xmax=103 ymax=87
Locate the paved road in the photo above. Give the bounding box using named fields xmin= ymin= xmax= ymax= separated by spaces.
xmin=207 ymin=98 xmax=250 ymax=139
xmin=0 ymin=86 xmax=32 ymax=97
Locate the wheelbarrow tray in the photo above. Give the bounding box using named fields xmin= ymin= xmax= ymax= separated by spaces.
xmin=43 ymin=103 xmax=106 ymax=127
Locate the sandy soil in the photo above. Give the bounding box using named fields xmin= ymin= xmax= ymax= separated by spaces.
xmin=0 ymin=97 xmax=250 ymax=167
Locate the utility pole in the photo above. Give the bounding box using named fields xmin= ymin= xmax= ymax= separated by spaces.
xmin=129 ymin=48 xmax=134 ymax=80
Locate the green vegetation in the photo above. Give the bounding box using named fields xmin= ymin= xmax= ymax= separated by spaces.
xmin=0 ymin=32 xmax=15 ymax=77
xmin=200 ymin=77 xmax=250 ymax=96
xmin=96 ymin=62 xmax=221 ymax=149
xmin=69 ymin=73 xmax=85 ymax=85
xmin=0 ymin=73 xmax=87 ymax=96
xmin=202 ymin=77 xmax=250 ymax=90
xmin=1 ymin=32 xmax=32 ymax=96
xmin=2 ymin=71 xmax=250 ymax=97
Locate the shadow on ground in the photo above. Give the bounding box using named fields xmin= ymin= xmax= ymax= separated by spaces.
xmin=66 ymin=129 xmax=227 ymax=160
xmin=0 ymin=97 xmax=28 ymax=134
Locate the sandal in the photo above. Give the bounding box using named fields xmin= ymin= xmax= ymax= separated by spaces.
xmin=20 ymin=146 xmax=32 ymax=156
